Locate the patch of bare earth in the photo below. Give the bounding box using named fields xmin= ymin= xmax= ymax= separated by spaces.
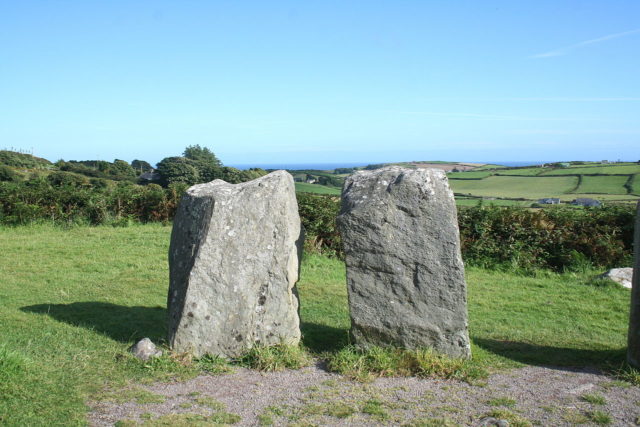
xmin=89 ymin=362 xmax=640 ymax=426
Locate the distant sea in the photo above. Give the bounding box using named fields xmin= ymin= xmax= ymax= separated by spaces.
xmin=230 ymin=161 xmax=551 ymax=171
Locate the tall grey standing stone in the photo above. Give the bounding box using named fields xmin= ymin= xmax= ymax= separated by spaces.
xmin=337 ymin=166 xmax=471 ymax=358
xmin=627 ymin=202 xmax=640 ymax=367
xmin=167 ymin=170 xmax=304 ymax=358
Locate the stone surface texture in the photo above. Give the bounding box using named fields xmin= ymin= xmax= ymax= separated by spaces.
xmin=337 ymin=166 xmax=471 ymax=358
xmin=167 ymin=170 xmax=303 ymax=358
xmin=601 ymin=267 xmax=633 ymax=289
xmin=628 ymin=202 xmax=640 ymax=367
xmin=130 ymin=338 xmax=163 ymax=361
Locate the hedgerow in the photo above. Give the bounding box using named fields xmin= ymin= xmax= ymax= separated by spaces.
xmin=0 ymin=179 xmax=635 ymax=271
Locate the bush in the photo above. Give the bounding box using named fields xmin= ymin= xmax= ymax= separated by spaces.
xmin=0 ymin=150 xmax=52 ymax=169
xmin=458 ymin=205 xmax=635 ymax=271
xmin=0 ymin=165 xmax=19 ymax=182
xmin=296 ymin=192 xmax=341 ymax=256
xmin=0 ymin=175 xmax=634 ymax=273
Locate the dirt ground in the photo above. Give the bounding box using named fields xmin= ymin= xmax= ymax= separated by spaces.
xmin=89 ymin=362 xmax=640 ymax=426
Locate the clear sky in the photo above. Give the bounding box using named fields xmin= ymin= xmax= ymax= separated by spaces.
xmin=1 ymin=1 xmax=638 ymax=167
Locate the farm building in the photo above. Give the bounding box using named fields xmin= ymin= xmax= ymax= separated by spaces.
xmin=138 ymin=170 xmax=160 ymax=183
xmin=571 ymin=198 xmax=602 ymax=207
xmin=537 ymin=198 xmax=561 ymax=205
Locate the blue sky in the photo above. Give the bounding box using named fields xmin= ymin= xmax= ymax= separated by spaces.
xmin=1 ymin=1 xmax=638 ymax=167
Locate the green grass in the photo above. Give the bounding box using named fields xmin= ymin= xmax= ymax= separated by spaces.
xmin=474 ymin=164 xmax=508 ymax=170
xmin=487 ymin=397 xmax=517 ymax=407
xmin=327 ymin=345 xmax=487 ymax=383
xmin=454 ymin=198 xmax=529 ymax=207
xmin=631 ymin=174 xmax=640 ymax=195
xmin=587 ymin=410 xmax=612 ymax=425
xmin=580 ymin=393 xmax=606 ymax=405
xmin=484 ymin=409 xmax=532 ymax=427
xmin=574 ymin=175 xmax=629 ymax=194
xmin=447 ymin=171 xmax=494 ymax=179
xmin=240 ymin=344 xmax=311 ymax=371
xmin=495 ymin=167 xmax=544 ymax=176
xmin=540 ymin=164 xmax=640 ymax=175
xmin=450 ymin=176 xmax=578 ymax=199
xmin=557 ymin=193 xmax=639 ymax=202
xmin=294 ymin=182 xmax=341 ymax=195
xmin=0 ymin=224 xmax=634 ymax=424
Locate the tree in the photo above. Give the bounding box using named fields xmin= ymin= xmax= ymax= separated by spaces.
xmin=183 ymin=145 xmax=223 ymax=183
xmin=183 ymin=145 xmax=222 ymax=168
xmin=156 ymin=157 xmax=200 ymax=187
xmin=131 ymin=159 xmax=153 ymax=174
xmin=111 ymin=159 xmax=136 ymax=178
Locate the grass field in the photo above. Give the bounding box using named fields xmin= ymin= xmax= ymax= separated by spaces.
xmin=447 ymin=171 xmax=494 ymax=179
xmin=494 ymin=168 xmax=544 ymax=176
xmin=294 ymin=182 xmax=341 ymax=195
xmin=0 ymin=225 xmax=632 ymax=425
xmin=631 ymin=175 xmax=640 ymax=195
xmin=454 ymin=198 xmax=530 ymax=207
xmin=540 ymin=164 xmax=640 ymax=176
xmin=575 ymin=175 xmax=630 ymax=194
xmin=474 ymin=164 xmax=507 ymax=170
xmin=450 ymin=176 xmax=578 ymax=199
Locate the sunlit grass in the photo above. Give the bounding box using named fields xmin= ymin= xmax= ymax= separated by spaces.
xmin=0 ymin=224 xmax=633 ymax=424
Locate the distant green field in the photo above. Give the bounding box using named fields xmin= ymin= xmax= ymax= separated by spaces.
xmin=575 ymin=175 xmax=629 ymax=194
xmin=558 ymin=193 xmax=639 ymax=202
xmin=495 ymin=167 xmax=544 ymax=176
xmin=630 ymin=174 xmax=640 ymax=195
xmin=295 ymin=182 xmax=341 ymax=195
xmin=447 ymin=171 xmax=493 ymax=179
xmin=455 ymin=198 xmax=529 ymax=207
xmin=473 ymin=164 xmax=507 ymax=170
xmin=450 ymin=176 xmax=578 ymax=199
xmin=540 ymin=164 xmax=640 ymax=175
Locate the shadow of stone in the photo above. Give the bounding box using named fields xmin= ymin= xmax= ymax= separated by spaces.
xmin=300 ymin=321 xmax=350 ymax=353
xmin=474 ymin=337 xmax=626 ymax=370
xmin=21 ymin=302 xmax=166 ymax=343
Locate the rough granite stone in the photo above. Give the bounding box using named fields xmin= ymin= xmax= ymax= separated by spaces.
xmin=167 ymin=170 xmax=304 ymax=358
xmin=337 ymin=166 xmax=471 ymax=358
xmin=627 ymin=202 xmax=640 ymax=367
xmin=129 ymin=338 xmax=163 ymax=361
xmin=601 ymin=267 xmax=633 ymax=289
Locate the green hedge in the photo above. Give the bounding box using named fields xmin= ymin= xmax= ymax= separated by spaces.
xmin=0 ymin=179 xmax=183 ymax=225
xmin=0 ymin=179 xmax=635 ymax=271
xmin=295 ymin=194 xmax=636 ymax=271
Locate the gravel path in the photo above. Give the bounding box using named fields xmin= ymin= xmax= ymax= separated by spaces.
xmin=89 ymin=362 xmax=640 ymax=426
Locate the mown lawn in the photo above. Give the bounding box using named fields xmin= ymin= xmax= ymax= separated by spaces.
xmin=0 ymin=224 xmax=632 ymax=425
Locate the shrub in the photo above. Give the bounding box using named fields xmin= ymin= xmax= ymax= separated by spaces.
xmin=0 ymin=165 xmax=19 ymax=182
xmin=0 ymin=150 xmax=51 ymax=169
xmin=296 ymin=192 xmax=341 ymax=256
xmin=458 ymin=205 xmax=634 ymax=271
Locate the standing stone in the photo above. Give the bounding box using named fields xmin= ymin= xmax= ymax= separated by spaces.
xmin=167 ymin=170 xmax=303 ymax=358
xmin=337 ymin=166 xmax=471 ymax=358
xmin=627 ymin=202 xmax=640 ymax=367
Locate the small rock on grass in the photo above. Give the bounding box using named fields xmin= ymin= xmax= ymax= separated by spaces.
xmin=600 ymin=267 xmax=633 ymax=289
xmin=130 ymin=338 xmax=163 ymax=361
xmin=478 ymin=417 xmax=509 ymax=427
